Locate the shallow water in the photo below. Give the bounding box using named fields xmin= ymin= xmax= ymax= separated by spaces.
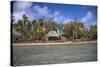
xmin=12 ymin=43 xmax=97 ymax=66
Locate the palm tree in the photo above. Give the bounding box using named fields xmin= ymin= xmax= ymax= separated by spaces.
xmin=35 ymin=18 xmax=44 ymax=41
xmin=31 ymin=20 xmax=37 ymax=40
xmin=32 ymin=20 xmax=36 ymax=26
xmin=15 ymin=14 xmax=31 ymax=41
xmin=66 ymin=21 xmax=78 ymax=40
xmin=90 ymin=24 xmax=97 ymax=40
xmin=22 ymin=14 xmax=28 ymax=25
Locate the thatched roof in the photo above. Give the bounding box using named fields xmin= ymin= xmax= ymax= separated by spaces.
xmin=46 ymin=31 xmax=59 ymax=37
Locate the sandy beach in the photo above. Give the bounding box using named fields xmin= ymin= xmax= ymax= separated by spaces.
xmin=13 ymin=41 xmax=97 ymax=46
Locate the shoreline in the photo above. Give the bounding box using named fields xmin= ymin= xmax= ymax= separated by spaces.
xmin=12 ymin=41 xmax=97 ymax=46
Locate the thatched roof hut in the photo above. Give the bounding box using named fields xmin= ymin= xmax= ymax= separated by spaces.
xmin=46 ymin=31 xmax=60 ymax=40
xmin=46 ymin=31 xmax=59 ymax=37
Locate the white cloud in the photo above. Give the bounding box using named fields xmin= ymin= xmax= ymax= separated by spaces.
xmin=13 ymin=1 xmax=32 ymax=11
xmin=12 ymin=1 xmax=32 ymax=22
xmin=59 ymin=16 xmax=64 ymax=20
xmin=92 ymin=22 xmax=97 ymax=25
xmin=81 ymin=11 xmax=93 ymax=22
xmin=81 ymin=17 xmax=87 ymax=22
xmin=86 ymin=11 xmax=92 ymax=19
xmin=33 ymin=5 xmax=49 ymax=16
xmin=13 ymin=11 xmax=26 ymax=22
xmin=64 ymin=19 xmax=74 ymax=24
xmin=53 ymin=17 xmax=58 ymax=22
xmin=54 ymin=11 xmax=59 ymax=16
xmin=51 ymin=11 xmax=65 ymax=23
xmin=53 ymin=15 xmax=65 ymax=23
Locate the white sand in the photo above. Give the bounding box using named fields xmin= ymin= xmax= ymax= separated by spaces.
xmin=13 ymin=41 xmax=97 ymax=46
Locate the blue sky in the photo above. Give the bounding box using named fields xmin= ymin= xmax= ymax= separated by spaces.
xmin=11 ymin=1 xmax=97 ymax=26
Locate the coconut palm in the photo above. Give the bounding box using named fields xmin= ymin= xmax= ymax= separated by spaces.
xmin=90 ymin=24 xmax=97 ymax=40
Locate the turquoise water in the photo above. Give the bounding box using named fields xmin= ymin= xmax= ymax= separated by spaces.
xmin=12 ymin=43 xmax=97 ymax=66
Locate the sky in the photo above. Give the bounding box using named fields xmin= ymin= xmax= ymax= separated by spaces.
xmin=11 ymin=1 xmax=97 ymax=26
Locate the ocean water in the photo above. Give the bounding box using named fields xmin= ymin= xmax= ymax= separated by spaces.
xmin=12 ymin=43 xmax=97 ymax=66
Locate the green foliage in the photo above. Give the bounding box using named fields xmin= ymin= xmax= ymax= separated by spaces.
xmin=31 ymin=20 xmax=36 ymax=25
xmin=13 ymin=14 xmax=97 ymax=43
xmin=90 ymin=24 xmax=97 ymax=39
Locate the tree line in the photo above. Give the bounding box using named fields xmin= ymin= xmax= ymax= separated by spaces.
xmin=12 ymin=14 xmax=97 ymax=43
